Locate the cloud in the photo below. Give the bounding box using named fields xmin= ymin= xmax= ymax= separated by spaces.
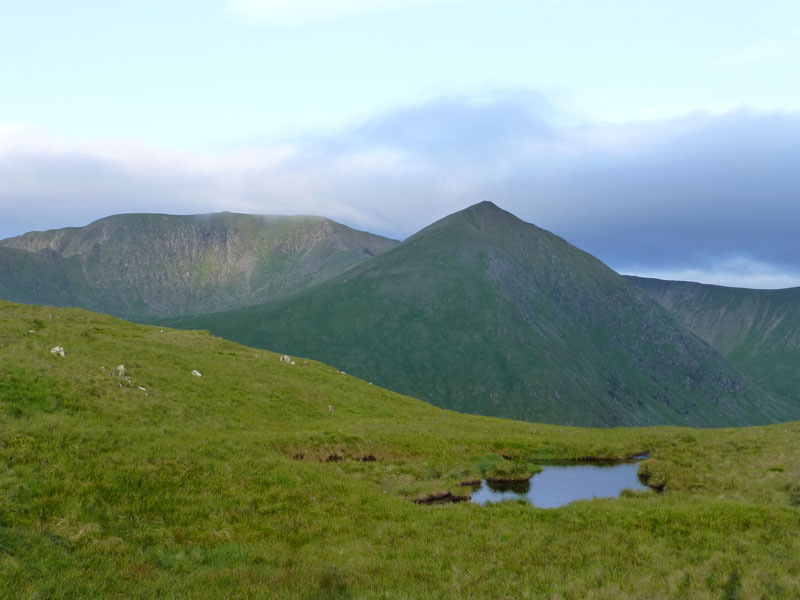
xmin=225 ymin=0 xmax=453 ymax=24
xmin=348 ymin=91 xmax=562 ymax=158
xmin=513 ymin=110 xmax=800 ymax=277
xmin=2 ymin=93 xmax=800 ymax=288
xmin=718 ymin=29 xmax=800 ymax=66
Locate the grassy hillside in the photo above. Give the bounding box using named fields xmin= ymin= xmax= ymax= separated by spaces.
xmin=2 ymin=300 xmax=800 ymax=598
xmin=0 ymin=212 xmax=398 ymax=319
xmin=170 ymin=202 xmax=794 ymax=427
xmin=629 ymin=276 xmax=800 ymax=400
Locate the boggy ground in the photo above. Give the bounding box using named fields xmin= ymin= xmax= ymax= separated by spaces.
xmin=1 ymin=300 xmax=799 ymax=599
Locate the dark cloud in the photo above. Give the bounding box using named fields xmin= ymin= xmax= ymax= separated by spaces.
xmin=495 ymin=110 xmax=800 ymax=278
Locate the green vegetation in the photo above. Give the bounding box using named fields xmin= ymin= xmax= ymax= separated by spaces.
xmin=629 ymin=276 xmax=800 ymax=401
xmin=171 ymin=202 xmax=796 ymax=427
xmin=2 ymin=300 xmax=800 ymax=598
xmin=0 ymin=212 xmax=397 ymax=319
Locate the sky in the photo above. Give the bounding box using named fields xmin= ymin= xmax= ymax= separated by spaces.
xmin=1 ymin=0 xmax=799 ymax=288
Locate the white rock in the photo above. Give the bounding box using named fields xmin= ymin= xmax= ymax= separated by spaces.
xmin=138 ymin=386 xmax=146 ymax=391
xmin=280 ymin=354 xmax=295 ymax=365
xmin=328 ymin=405 xmax=334 ymax=412
xmin=50 ymin=346 xmax=66 ymax=357
xmin=113 ymin=364 xmax=126 ymax=377
xmin=191 ymin=370 xmax=202 ymax=377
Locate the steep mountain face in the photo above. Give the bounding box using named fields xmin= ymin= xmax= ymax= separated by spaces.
xmin=0 ymin=212 xmax=398 ymax=319
xmin=628 ymin=276 xmax=800 ymax=400
xmin=171 ymin=202 xmax=794 ymax=427
xmin=0 ymin=246 xmax=91 ymax=309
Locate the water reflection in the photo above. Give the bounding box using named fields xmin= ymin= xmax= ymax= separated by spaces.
xmin=471 ymin=461 xmax=648 ymax=508
xmin=484 ymin=479 xmax=530 ymax=494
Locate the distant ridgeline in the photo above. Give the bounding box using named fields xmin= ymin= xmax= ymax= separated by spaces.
xmin=2 ymin=203 xmax=798 ymax=427
xmin=0 ymin=212 xmax=398 ymax=318
xmin=627 ymin=276 xmax=800 ymax=403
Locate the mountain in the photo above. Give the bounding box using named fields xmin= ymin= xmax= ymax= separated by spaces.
xmin=4 ymin=300 xmax=800 ymax=598
xmin=0 ymin=245 xmax=89 ymax=308
xmin=628 ymin=276 xmax=800 ymax=401
xmin=170 ymin=201 xmax=794 ymax=427
xmin=0 ymin=212 xmax=398 ymax=319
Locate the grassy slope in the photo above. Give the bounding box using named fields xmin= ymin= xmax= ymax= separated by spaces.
xmin=2 ymin=300 xmax=800 ymax=599
xmin=629 ymin=276 xmax=800 ymax=401
xmin=0 ymin=213 xmax=398 ymax=319
xmin=170 ymin=202 xmax=792 ymax=428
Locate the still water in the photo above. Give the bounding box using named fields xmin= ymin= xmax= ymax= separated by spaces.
xmin=471 ymin=461 xmax=648 ymax=508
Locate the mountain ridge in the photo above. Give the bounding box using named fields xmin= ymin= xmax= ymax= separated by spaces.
xmin=628 ymin=275 xmax=800 ymax=400
xmin=5 ymin=203 xmax=797 ymax=427
xmin=169 ymin=202 xmax=795 ymax=427
xmin=0 ymin=212 xmax=399 ymax=319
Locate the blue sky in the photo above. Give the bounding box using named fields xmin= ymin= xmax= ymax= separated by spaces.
xmin=1 ymin=0 xmax=799 ymax=287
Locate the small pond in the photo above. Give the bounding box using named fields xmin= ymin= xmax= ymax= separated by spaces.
xmin=471 ymin=461 xmax=649 ymax=508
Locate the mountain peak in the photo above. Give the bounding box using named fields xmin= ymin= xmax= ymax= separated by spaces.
xmin=466 ymin=200 xmax=500 ymax=211
xmin=407 ymin=201 xmax=530 ymax=245
xmin=459 ymin=200 xmax=515 ymax=222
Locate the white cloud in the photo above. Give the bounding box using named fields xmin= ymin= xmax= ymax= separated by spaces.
xmin=226 ymin=0 xmax=450 ymax=24
xmin=0 ymin=124 xmax=298 ymax=180
xmin=718 ymin=28 xmax=800 ymax=66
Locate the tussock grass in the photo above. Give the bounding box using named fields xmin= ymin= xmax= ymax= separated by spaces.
xmin=1 ymin=301 xmax=800 ymax=598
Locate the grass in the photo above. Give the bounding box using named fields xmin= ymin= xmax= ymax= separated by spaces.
xmin=2 ymin=300 xmax=800 ymax=598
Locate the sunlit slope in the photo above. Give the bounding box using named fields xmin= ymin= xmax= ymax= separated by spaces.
xmin=2 ymin=300 xmax=800 ymax=599
xmin=0 ymin=212 xmax=398 ymax=319
xmin=173 ymin=202 xmax=794 ymax=427
xmin=629 ymin=276 xmax=800 ymax=401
